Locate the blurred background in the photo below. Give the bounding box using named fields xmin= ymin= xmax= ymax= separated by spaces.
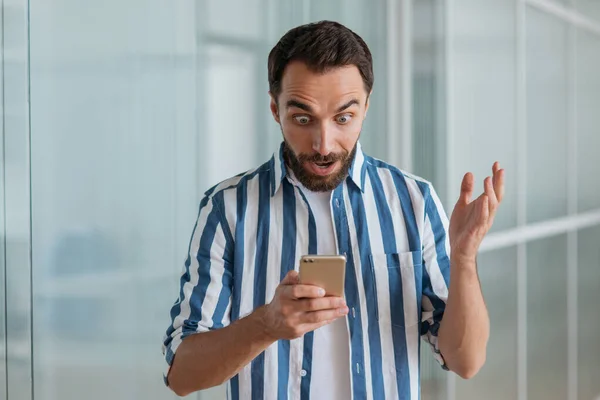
xmin=1 ymin=0 xmax=599 ymax=399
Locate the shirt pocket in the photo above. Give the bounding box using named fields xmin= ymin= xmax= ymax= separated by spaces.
xmin=369 ymin=251 xmax=423 ymax=328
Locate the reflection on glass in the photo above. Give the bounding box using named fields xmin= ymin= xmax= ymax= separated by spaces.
xmin=577 ymin=225 xmax=600 ymax=400
xmin=527 ymin=234 xmax=568 ymax=400
xmin=526 ymin=8 xmax=569 ymax=224
xmin=456 ymin=247 xmax=518 ymax=400
xmin=576 ymin=29 xmax=600 ymax=213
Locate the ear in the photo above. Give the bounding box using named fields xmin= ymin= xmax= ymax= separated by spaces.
xmin=269 ymin=92 xmax=281 ymax=124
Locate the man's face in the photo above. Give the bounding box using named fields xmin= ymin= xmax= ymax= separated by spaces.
xmin=270 ymin=62 xmax=370 ymax=192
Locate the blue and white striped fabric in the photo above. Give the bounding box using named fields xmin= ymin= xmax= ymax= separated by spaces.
xmin=163 ymin=141 xmax=451 ymax=400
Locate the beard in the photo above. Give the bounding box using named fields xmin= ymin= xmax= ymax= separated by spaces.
xmin=282 ymin=139 xmax=357 ymax=192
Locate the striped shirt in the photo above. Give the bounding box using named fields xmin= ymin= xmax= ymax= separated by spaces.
xmin=163 ymin=141 xmax=451 ymax=400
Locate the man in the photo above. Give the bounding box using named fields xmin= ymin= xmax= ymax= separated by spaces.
xmin=163 ymin=20 xmax=504 ymax=400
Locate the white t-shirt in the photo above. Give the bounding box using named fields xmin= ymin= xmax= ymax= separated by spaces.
xmin=292 ymin=177 xmax=351 ymax=400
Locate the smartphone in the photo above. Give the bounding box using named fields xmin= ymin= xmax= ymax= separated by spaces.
xmin=298 ymin=254 xmax=346 ymax=297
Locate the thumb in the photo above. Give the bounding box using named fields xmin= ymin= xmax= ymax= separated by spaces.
xmin=280 ymin=270 xmax=299 ymax=285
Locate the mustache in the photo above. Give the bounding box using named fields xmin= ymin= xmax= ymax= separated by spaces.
xmin=297 ymin=151 xmax=348 ymax=163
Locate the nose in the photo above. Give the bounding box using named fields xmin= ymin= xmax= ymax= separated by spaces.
xmin=312 ymin=123 xmax=334 ymax=156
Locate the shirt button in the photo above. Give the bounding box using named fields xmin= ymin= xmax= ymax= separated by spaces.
xmin=335 ymin=199 xmax=340 ymax=208
xmin=300 ymin=369 xmax=307 ymax=377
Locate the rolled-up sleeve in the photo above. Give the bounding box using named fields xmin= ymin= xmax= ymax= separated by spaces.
xmin=161 ymin=194 xmax=234 ymax=386
xmin=419 ymin=183 xmax=451 ymax=369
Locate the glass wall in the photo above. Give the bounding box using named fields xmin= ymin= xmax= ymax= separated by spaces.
xmin=526 ymin=7 xmax=569 ymax=225
xmin=415 ymin=0 xmax=600 ymax=399
xmin=454 ymin=247 xmax=519 ymax=400
xmin=2 ymin=0 xmax=600 ymax=399
xmin=29 ymin=1 xmax=200 ymax=399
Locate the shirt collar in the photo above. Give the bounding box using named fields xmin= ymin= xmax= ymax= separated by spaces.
xmin=270 ymin=141 xmax=367 ymax=197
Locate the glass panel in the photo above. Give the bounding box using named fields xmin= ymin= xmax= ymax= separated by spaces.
xmin=456 ymin=247 xmax=518 ymax=400
xmin=526 ymin=8 xmax=569 ymax=224
xmin=420 ymin=350 xmax=446 ymax=400
xmin=527 ymin=234 xmax=568 ymax=400
xmin=577 ymin=225 xmax=600 ymax=400
xmin=446 ymin=0 xmax=518 ymax=231
xmin=576 ymin=29 xmax=600 ymax=213
xmin=412 ymin=0 xmax=446 ymax=202
xmin=29 ymin=1 xmax=199 ymax=399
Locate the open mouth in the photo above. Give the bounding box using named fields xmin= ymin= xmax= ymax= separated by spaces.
xmin=306 ymin=160 xmax=338 ymax=176
xmin=314 ymin=161 xmax=334 ymax=169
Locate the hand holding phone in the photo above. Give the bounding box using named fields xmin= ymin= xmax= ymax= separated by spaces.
xmin=262 ymin=270 xmax=348 ymax=340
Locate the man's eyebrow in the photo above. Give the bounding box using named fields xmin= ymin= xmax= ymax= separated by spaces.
xmin=286 ymin=100 xmax=313 ymax=113
xmin=285 ymin=98 xmax=360 ymax=113
xmin=336 ymin=99 xmax=360 ymax=113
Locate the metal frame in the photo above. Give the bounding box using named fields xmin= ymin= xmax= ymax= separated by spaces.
xmin=443 ymin=0 xmax=457 ymax=397
xmin=2 ymin=0 xmax=32 ymax=398
xmin=566 ymin=1 xmax=579 ymax=398
xmin=1 ymin=0 xmax=6 ymax=395
xmin=479 ymin=209 xmax=600 ymax=252
xmin=515 ymin=2 xmax=528 ymax=399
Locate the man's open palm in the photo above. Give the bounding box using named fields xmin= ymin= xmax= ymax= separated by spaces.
xmin=449 ymin=162 xmax=505 ymax=261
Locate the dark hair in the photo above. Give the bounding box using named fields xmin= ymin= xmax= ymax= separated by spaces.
xmin=268 ymin=20 xmax=374 ymax=101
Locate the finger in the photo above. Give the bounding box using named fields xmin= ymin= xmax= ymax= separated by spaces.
xmin=478 ymin=194 xmax=490 ymax=226
xmin=301 ymin=307 xmax=349 ymax=325
xmin=492 ymin=167 xmax=505 ymax=203
xmin=459 ymin=172 xmax=474 ymax=204
xmin=280 ymin=270 xmax=299 ymax=286
xmin=492 ymin=161 xmax=499 ymax=175
xmin=287 ymin=284 xmax=326 ymax=299
xmin=298 ymin=296 xmax=346 ymax=312
xmin=484 ymin=177 xmax=498 ymax=209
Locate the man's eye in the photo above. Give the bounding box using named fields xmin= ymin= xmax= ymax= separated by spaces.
xmin=337 ymin=114 xmax=353 ymax=124
xmin=294 ymin=115 xmax=311 ymax=125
